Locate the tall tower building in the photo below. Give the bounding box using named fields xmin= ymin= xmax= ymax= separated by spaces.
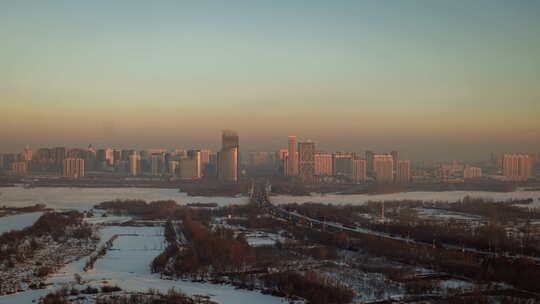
xmin=395 ymin=160 xmax=411 ymax=183
xmin=287 ymin=136 xmax=298 ymax=176
xmin=352 ymin=158 xmax=366 ymax=183
xmin=218 ymin=147 xmax=238 ymax=182
xmin=63 ymin=158 xmax=85 ymax=178
xmin=218 ymin=130 xmax=239 ymax=182
xmin=298 ymin=141 xmax=315 ymax=183
xmin=373 ymin=154 xmax=394 ymax=183
xmin=129 ymin=152 xmax=141 ymax=176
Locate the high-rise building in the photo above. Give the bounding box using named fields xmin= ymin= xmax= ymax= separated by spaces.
xmin=129 ymin=152 xmax=141 ymax=176
xmin=222 ymin=130 xmax=239 ymax=150
xmin=11 ymin=161 xmax=28 ymax=176
xmin=352 ymin=158 xmax=366 ymax=183
xmin=390 ymin=150 xmax=398 ymax=169
xmin=151 ymin=153 xmax=165 ymax=176
xmin=218 ymin=130 xmax=239 ymax=182
xmin=395 ymin=160 xmax=411 ymax=183
xmin=2 ymin=153 xmax=16 ymax=171
xmin=199 ymin=150 xmax=212 ymax=169
xmin=502 ymin=153 xmax=532 ymax=181
xmin=218 ymin=147 xmax=238 ymax=182
xmin=105 ymin=148 xmax=114 ymax=166
xmin=463 ymin=166 xmax=482 ymax=179
xmin=63 ymin=158 xmax=85 ymax=178
xmin=168 ymin=161 xmax=179 ymax=176
xmin=298 ymin=141 xmax=315 ymax=183
xmin=85 ymin=145 xmax=97 ymax=172
xmin=53 ymin=147 xmax=67 ymax=166
xmin=315 ymin=152 xmax=333 ymax=176
xmin=180 ymin=152 xmax=202 ymax=180
xmin=287 ymin=136 xmax=298 ymax=176
xmin=187 ymin=150 xmax=202 ymax=178
xmin=332 ymin=152 xmax=354 ymax=177
xmin=373 ymin=154 xmax=394 ymax=183
xmin=365 ymin=150 xmax=374 ymax=175
xmin=23 ymin=145 xmax=33 ymax=162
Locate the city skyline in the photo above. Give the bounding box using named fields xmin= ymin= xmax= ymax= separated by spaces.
xmin=1 ymin=1 xmax=539 ymax=160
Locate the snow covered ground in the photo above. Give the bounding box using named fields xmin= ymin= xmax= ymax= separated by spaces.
xmin=245 ymin=231 xmax=284 ymax=247
xmin=0 ymin=212 xmax=44 ymax=234
xmin=415 ymin=208 xmax=483 ymax=221
xmin=272 ymin=190 xmax=540 ymax=206
xmin=0 ymin=225 xmax=286 ymax=304
xmin=0 ymin=186 xmax=248 ymax=211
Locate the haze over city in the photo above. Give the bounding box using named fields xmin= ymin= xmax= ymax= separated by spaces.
xmin=1 ymin=1 xmax=539 ymax=161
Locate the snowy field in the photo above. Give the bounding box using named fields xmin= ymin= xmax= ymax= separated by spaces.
xmin=0 ymin=225 xmax=285 ymax=304
xmin=0 ymin=186 xmax=248 ymax=211
xmin=0 ymin=212 xmax=44 ymax=234
xmin=272 ymin=190 xmax=540 ymax=206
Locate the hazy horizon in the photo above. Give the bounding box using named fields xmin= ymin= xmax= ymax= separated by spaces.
xmin=1 ymin=1 xmax=539 ymax=161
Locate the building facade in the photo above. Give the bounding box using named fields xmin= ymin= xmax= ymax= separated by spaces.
xmin=395 ymin=160 xmax=411 ymax=183
xmin=502 ymin=153 xmax=532 ymax=181
xmin=63 ymin=158 xmax=85 ymax=178
xmin=352 ymin=158 xmax=366 ymax=183
xmin=373 ymin=154 xmax=394 ymax=182
xmin=315 ymin=152 xmax=333 ymax=176
xmin=298 ymin=141 xmax=315 ymax=183
xmin=129 ymin=152 xmax=141 ymax=176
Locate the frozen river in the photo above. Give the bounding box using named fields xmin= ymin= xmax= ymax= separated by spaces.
xmin=1 ymin=186 xmax=539 ymax=213
xmin=0 ymin=186 xmax=248 ymax=211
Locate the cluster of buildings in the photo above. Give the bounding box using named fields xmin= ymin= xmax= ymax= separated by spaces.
xmin=274 ymin=136 xmax=411 ymax=184
xmin=417 ymin=153 xmax=536 ymax=182
xmin=0 ymin=130 xmax=241 ymax=182
xmin=0 ymin=134 xmax=537 ymax=184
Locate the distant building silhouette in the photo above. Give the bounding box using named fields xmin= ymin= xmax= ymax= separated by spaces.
xmin=298 ymin=141 xmax=315 ymax=183
xmin=129 ymin=152 xmax=141 ymax=176
xmin=218 ymin=130 xmax=239 ymax=182
xmin=287 ymin=136 xmax=298 ymax=176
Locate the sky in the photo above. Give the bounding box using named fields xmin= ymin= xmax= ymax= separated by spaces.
xmin=1 ymin=0 xmax=539 ymax=161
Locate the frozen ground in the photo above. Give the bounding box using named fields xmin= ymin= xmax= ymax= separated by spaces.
xmin=0 ymin=225 xmax=286 ymax=304
xmin=0 ymin=212 xmax=44 ymax=234
xmin=415 ymin=208 xmax=483 ymax=221
xmin=272 ymin=190 xmax=540 ymax=207
xmin=0 ymin=186 xmax=248 ymax=211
